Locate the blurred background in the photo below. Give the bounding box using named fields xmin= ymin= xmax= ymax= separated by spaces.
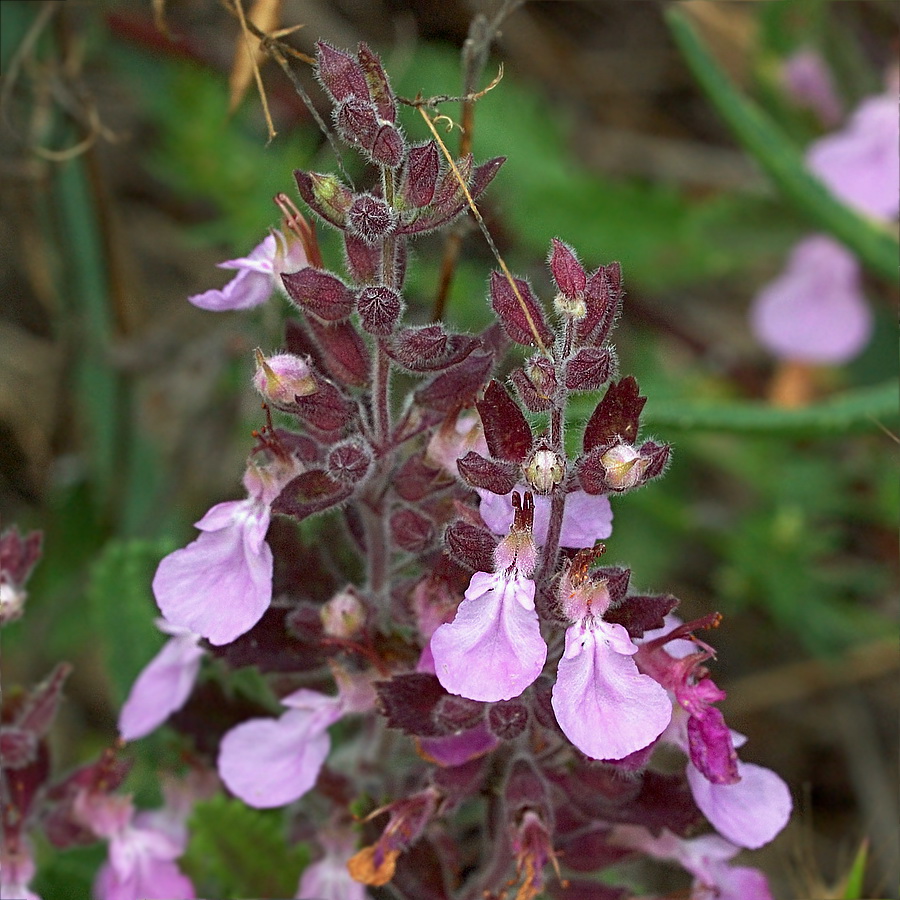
xmin=1 ymin=1 xmax=898 ymax=897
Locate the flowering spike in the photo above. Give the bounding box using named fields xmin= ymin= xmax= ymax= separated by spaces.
xmin=294 ymin=170 xmax=354 ymax=229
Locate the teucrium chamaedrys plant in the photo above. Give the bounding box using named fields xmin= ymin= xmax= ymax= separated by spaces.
xmin=119 ymin=42 xmax=792 ymax=899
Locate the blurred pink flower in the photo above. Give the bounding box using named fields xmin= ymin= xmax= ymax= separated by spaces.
xmin=610 ymin=825 xmax=774 ymax=900
xmin=781 ymin=48 xmax=842 ymax=127
xmin=296 ymin=831 xmax=367 ymax=900
xmin=189 ymin=230 xmax=308 ymax=311
xmin=118 ymin=620 xmax=204 ymax=741
xmin=217 ymin=689 xmax=344 ymax=809
xmin=750 ymin=235 xmax=872 ymax=363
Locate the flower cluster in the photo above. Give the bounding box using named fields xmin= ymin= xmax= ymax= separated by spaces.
xmin=751 ymin=65 xmax=899 ymax=365
xmin=5 ymin=42 xmax=795 ymax=900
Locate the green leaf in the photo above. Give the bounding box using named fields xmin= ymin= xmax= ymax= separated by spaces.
xmin=87 ymin=538 xmax=175 ymax=706
xmin=666 ymin=7 xmax=899 ymax=285
xmin=638 ymin=380 xmax=898 ymax=436
xmin=182 ymin=795 xmax=309 ymax=897
xmin=841 ymin=839 xmax=869 ymax=900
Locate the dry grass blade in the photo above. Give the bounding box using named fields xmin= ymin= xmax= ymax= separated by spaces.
xmin=229 ymin=0 xmax=283 ymax=114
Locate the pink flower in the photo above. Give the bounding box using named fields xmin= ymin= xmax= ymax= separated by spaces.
xmin=217 ymin=689 xmax=344 ymax=809
xmin=686 ymin=754 xmax=792 ymax=851
xmin=1 ymin=840 xmax=41 ymax=900
xmin=807 ymin=91 xmax=900 ymax=220
xmin=118 ymin=620 xmax=204 ymax=741
xmin=296 ymin=831 xmax=367 ymax=900
xmin=153 ymin=457 xmax=298 ymax=646
xmin=153 ymin=497 xmax=273 ymax=646
xmin=551 ymin=561 xmax=672 ymax=761
xmin=750 ymin=235 xmax=872 ymax=364
xmin=477 ymin=487 xmax=613 ymax=548
xmin=609 ymin=825 xmax=774 ymax=900
xmin=75 ymin=793 xmax=195 ymax=900
xmin=430 ymin=569 xmax=547 ymax=703
xmin=781 ymin=49 xmax=842 ymax=127
xmin=189 ymin=230 xmax=308 ymax=311
xmin=551 ymin=617 xmax=671 ymax=761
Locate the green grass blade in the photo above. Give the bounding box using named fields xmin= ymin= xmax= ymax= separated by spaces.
xmin=666 ymin=8 xmax=899 ymax=285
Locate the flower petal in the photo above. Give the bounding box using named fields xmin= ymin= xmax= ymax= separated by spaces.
xmin=118 ymin=633 xmax=204 ymax=741
xmin=430 ymin=571 xmax=546 ymax=702
xmin=478 ymin=488 xmax=612 ymax=548
xmin=807 ymin=93 xmax=900 ymax=220
xmin=153 ymin=501 xmax=272 ymax=646
xmin=687 ymin=759 xmax=792 ymax=849
xmin=552 ymin=621 xmax=671 ymax=760
xmin=751 ymin=235 xmax=872 ymax=363
xmin=218 ymin=707 xmax=335 ymax=809
xmin=189 ymin=267 xmax=274 ymax=311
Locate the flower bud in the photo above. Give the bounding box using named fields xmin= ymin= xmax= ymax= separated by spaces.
xmin=601 ymin=443 xmax=648 ymax=491
xmin=523 ymin=448 xmax=564 ymax=494
xmin=553 ymin=292 xmax=587 ymax=320
xmin=321 ymin=588 xmax=366 ymax=638
xmin=252 ymin=350 xmax=317 ymax=405
xmin=348 ymin=193 xmax=396 ymax=244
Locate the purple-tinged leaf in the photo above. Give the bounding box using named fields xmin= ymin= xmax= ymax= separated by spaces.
xmin=456 ymin=451 xmax=518 ymax=495
xmin=444 ymin=520 xmax=497 ymax=573
xmin=579 ymin=262 xmax=623 ymax=345
xmin=402 ymin=142 xmax=440 ymax=208
xmin=391 ymin=508 xmax=435 ymax=553
xmin=476 ymin=380 xmax=533 ymax=464
xmin=315 ymin=41 xmax=369 ymax=103
xmin=371 ymin=123 xmax=405 ymax=168
xmin=343 ymin=232 xmax=381 ymax=285
xmin=554 ymin=827 xmax=632 ymax=874
xmin=640 ymin=440 xmax=671 ymax=480
xmin=564 ymin=346 xmax=612 ymax=392
xmin=489 ymin=270 xmax=554 ymax=348
xmin=0 ymin=727 xmax=37 ymax=768
xmin=386 ymin=324 xmax=478 ymax=372
xmin=306 ymin=318 xmax=371 ymax=387
xmin=16 ymin=663 xmax=73 ymax=737
xmin=398 ymin=157 xmax=505 ymax=235
xmin=356 ymin=285 xmax=403 ymax=336
xmin=333 ymin=97 xmax=379 ymax=148
xmin=577 ymin=447 xmax=609 ymax=495
xmin=431 ymin=153 xmax=473 ymax=211
xmin=272 ymin=470 xmax=352 ymax=521
xmin=595 ymin=566 xmax=631 ymax=604
xmin=432 ymin=694 xmax=485 ymax=733
xmin=281 ymin=267 xmax=353 ymax=322
xmin=376 ymin=673 xmax=447 ymax=737
xmin=395 ymin=453 xmax=446 ymax=502
xmin=294 ymin=170 xmax=354 ymax=230
xmin=487 ymin=699 xmax=529 ymax=740
xmin=293 ymin=379 xmax=356 ymax=435
xmin=356 ymin=42 xmax=396 ymax=121
xmin=549 ymin=238 xmax=586 ymax=298
xmin=582 ymin=376 xmax=646 ymax=453
xmin=510 ymin=366 xmax=552 ymax=412
xmin=605 ymin=593 xmax=679 ymax=639
xmin=0 ymin=527 xmax=42 ymax=586
xmin=415 ymin=351 xmax=493 ymax=413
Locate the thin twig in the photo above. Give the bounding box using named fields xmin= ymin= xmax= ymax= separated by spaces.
xmin=231 ymin=0 xmax=277 ymax=141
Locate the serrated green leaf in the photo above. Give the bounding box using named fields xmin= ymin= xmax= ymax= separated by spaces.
xmin=666 ymin=8 xmax=899 ymax=285
xmin=87 ymin=538 xmax=175 ymax=706
xmin=182 ymin=795 xmax=309 ymax=897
